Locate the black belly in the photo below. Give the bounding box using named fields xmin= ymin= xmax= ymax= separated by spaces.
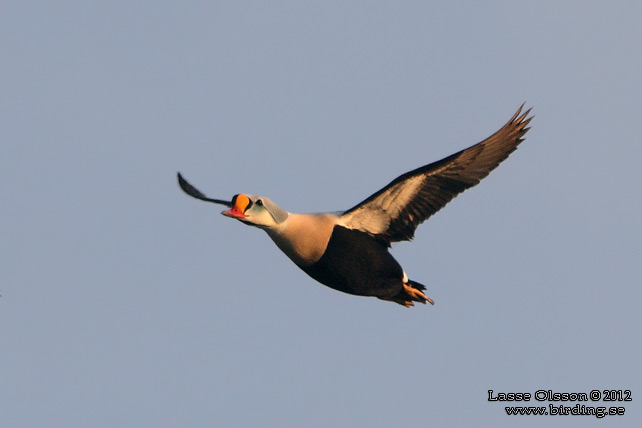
xmin=300 ymin=226 xmax=403 ymax=298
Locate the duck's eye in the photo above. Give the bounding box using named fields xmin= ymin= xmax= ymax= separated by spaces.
xmin=256 ymin=199 xmax=264 ymax=206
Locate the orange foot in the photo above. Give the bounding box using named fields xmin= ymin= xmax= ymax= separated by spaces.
xmin=403 ymin=282 xmax=435 ymax=306
xmin=382 ymin=283 xmax=435 ymax=307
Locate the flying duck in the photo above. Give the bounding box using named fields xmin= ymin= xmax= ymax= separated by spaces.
xmin=178 ymin=105 xmax=532 ymax=307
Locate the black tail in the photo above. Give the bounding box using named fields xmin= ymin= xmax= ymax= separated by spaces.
xmin=407 ymin=279 xmax=426 ymax=291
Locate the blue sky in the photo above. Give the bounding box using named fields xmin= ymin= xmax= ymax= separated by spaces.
xmin=1 ymin=1 xmax=641 ymax=427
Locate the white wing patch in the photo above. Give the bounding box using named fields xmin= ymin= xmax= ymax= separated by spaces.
xmin=338 ymin=175 xmax=424 ymax=235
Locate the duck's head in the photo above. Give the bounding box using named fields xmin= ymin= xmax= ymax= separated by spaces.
xmin=177 ymin=173 xmax=289 ymax=229
xmin=222 ymin=193 xmax=289 ymax=228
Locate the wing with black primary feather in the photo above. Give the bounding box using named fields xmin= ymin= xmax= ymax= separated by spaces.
xmin=177 ymin=172 xmax=232 ymax=207
xmin=340 ymin=105 xmax=533 ymax=243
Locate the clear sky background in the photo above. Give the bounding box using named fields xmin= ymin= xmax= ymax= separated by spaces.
xmin=2 ymin=1 xmax=641 ymax=427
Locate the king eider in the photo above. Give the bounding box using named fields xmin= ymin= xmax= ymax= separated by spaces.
xmin=178 ymin=105 xmax=532 ymax=307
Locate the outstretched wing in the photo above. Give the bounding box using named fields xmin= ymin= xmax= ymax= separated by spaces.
xmin=177 ymin=173 xmax=232 ymax=207
xmin=339 ymin=105 xmax=533 ymax=243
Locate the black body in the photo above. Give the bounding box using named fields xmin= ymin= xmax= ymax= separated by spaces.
xmin=302 ymin=226 xmax=412 ymax=299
